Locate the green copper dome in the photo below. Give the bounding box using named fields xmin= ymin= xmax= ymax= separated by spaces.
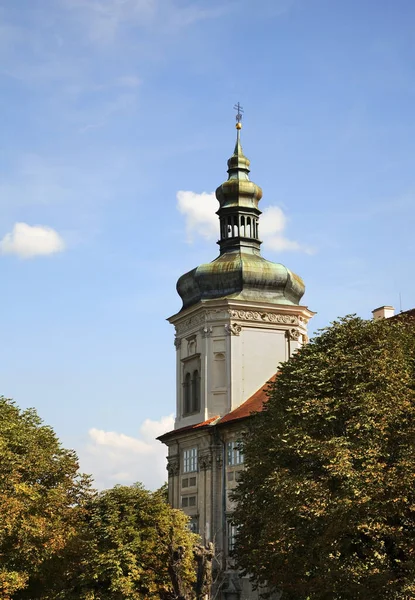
xmin=176 ymin=120 xmax=305 ymax=310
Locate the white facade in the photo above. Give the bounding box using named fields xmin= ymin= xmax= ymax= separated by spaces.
xmin=169 ymin=298 xmax=314 ymax=430
xmin=161 ymin=297 xmax=314 ymax=599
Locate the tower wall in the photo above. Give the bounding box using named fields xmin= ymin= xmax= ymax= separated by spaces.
xmin=169 ymin=299 xmax=313 ymax=430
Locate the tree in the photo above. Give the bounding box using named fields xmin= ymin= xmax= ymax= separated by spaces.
xmin=0 ymin=398 xmax=91 ymax=599
xmin=61 ymin=484 xmax=200 ymax=600
xmin=232 ymin=316 xmax=415 ymax=600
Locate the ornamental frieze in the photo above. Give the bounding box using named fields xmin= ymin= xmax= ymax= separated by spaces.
xmin=175 ymin=313 xmax=206 ymax=335
xmin=228 ymin=309 xmax=299 ymax=325
xmin=206 ymin=309 xmax=228 ymax=320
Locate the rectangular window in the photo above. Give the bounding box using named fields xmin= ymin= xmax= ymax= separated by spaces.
xmin=181 ymin=496 xmax=196 ymax=509
xmin=183 ymin=448 xmax=198 ymax=473
xmin=182 ymin=478 xmax=189 ymax=488
xmin=228 ymin=521 xmax=238 ymax=553
xmin=189 ymin=476 xmax=197 ymax=487
xmin=227 ymin=471 xmax=234 ymax=482
xmin=227 ymin=441 xmax=244 ymax=466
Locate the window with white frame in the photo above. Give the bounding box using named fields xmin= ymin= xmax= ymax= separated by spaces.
xmin=183 ymin=447 xmax=198 ymax=473
xmin=228 ymin=521 xmax=238 ymax=553
xmin=227 ymin=440 xmax=244 ymax=466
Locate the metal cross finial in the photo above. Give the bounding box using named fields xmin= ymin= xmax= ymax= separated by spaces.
xmin=234 ymin=102 xmax=244 ymax=124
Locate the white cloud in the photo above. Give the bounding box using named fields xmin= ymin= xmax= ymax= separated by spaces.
xmin=261 ymin=206 xmax=313 ymax=253
xmin=0 ymin=223 xmax=65 ymax=258
xmin=177 ymin=190 xmax=218 ymax=242
xmin=81 ymin=414 xmax=174 ymax=490
xmin=176 ymin=190 xmax=313 ymax=254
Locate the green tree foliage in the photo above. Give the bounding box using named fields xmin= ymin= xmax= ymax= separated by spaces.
xmin=62 ymin=484 xmax=199 ymax=600
xmin=0 ymin=399 xmax=200 ymax=600
xmin=232 ymin=316 xmax=415 ymax=600
xmin=0 ymin=398 xmax=91 ymax=599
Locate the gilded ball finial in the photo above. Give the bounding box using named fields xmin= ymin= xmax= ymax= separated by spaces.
xmin=233 ymin=102 xmax=244 ymax=128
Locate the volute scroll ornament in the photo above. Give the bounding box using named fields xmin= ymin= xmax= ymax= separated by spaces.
xmin=224 ymin=323 xmax=242 ymax=336
xmin=285 ymin=328 xmax=302 ymax=341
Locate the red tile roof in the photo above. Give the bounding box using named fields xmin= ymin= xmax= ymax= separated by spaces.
xmin=157 ymin=375 xmax=276 ymax=441
xmin=157 ymin=415 xmax=220 ymax=441
xmin=217 ymin=375 xmax=276 ymax=425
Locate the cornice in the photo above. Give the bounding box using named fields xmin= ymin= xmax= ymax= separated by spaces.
xmin=168 ymin=297 xmax=315 ymax=325
xmin=170 ymin=299 xmax=315 ymax=337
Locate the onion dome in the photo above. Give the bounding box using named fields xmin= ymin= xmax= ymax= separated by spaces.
xmin=177 ymin=113 xmax=305 ymax=310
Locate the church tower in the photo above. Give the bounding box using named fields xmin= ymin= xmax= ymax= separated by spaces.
xmin=170 ymin=113 xmax=313 ymax=430
xmin=159 ymin=109 xmax=314 ymax=599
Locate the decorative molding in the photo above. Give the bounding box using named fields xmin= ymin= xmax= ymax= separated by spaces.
xmin=285 ymin=328 xmax=301 ymax=341
xmin=176 ymin=313 xmax=206 ymax=335
xmin=167 ymin=456 xmax=180 ymax=477
xmin=199 ymin=452 xmax=213 ymax=471
xmin=200 ymin=326 xmax=213 ymax=338
xmin=175 ymin=309 xmax=303 ymax=335
xmin=224 ymin=323 xmax=242 ymax=336
xmin=228 ymin=309 xmax=299 ymax=325
xmin=186 ymin=334 xmax=197 ymax=356
xmin=181 ymin=352 xmax=201 ymax=364
xmin=206 ymin=309 xmax=228 ymax=321
xmin=174 ymin=337 xmax=181 ymax=349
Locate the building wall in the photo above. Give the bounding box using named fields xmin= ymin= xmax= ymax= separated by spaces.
xmin=170 ymin=299 xmax=312 ymax=431
xmin=164 ymin=298 xmax=313 ymax=599
xmin=165 ymin=422 xmax=268 ymax=599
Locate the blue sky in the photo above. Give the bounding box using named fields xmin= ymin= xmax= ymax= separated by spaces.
xmin=1 ymin=0 xmax=414 ymax=489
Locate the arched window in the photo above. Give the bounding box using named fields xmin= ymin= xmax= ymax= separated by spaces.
xmin=246 ymin=217 xmax=251 ymax=237
xmin=227 ymin=217 xmax=232 ymax=238
xmin=192 ymin=370 xmax=200 ymax=412
xmin=213 ymin=353 xmax=226 ymax=388
xmin=183 ymin=372 xmax=191 ymax=415
xmin=233 ymin=216 xmax=238 ymax=237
